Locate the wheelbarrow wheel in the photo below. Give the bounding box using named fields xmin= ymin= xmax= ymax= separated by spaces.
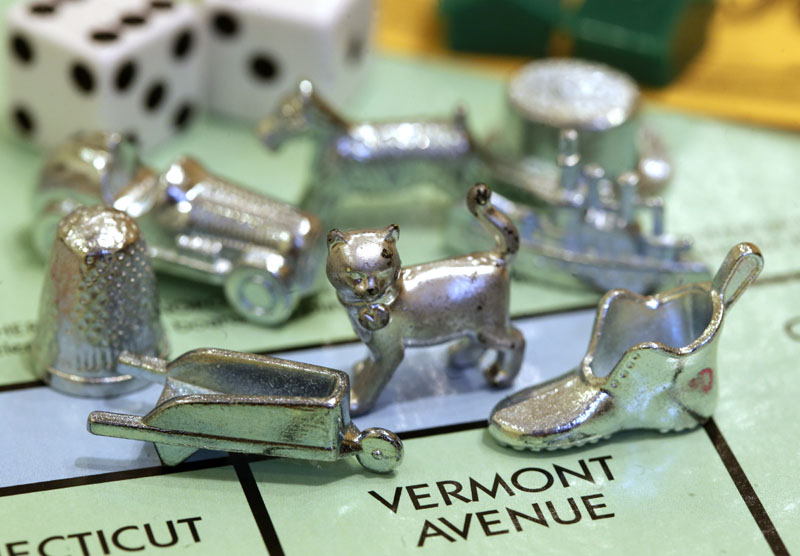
xmin=224 ymin=265 xmax=295 ymax=326
xmin=356 ymin=428 xmax=404 ymax=473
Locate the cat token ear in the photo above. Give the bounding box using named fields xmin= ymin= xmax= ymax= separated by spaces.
xmin=384 ymin=224 xmax=400 ymax=243
xmin=327 ymin=229 xmax=346 ymax=250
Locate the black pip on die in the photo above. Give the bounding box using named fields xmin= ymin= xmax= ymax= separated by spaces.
xmin=204 ymin=0 xmax=373 ymax=121
xmin=6 ymin=0 xmax=205 ymax=150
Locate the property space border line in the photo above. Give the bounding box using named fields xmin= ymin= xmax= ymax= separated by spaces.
xmin=0 ymin=420 xmax=488 ymax=498
xmin=0 ymin=379 xmax=44 ymax=393
xmin=0 ymin=304 xmax=597 ymax=393
xmin=703 ymin=418 xmax=789 ymax=555
xmin=2 ymin=265 xmax=797 ymax=394
xmin=1 ymin=417 xmax=790 ymax=555
xmin=0 ymin=455 xmax=237 ymax=498
xmin=233 ymin=458 xmax=285 ymax=556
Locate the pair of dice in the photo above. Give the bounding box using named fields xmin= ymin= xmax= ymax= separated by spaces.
xmin=6 ymin=0 xmax=373 ymax=150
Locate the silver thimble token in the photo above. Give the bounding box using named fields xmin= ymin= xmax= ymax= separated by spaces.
xmin=32 ymin=205 xmax=168 ymax=397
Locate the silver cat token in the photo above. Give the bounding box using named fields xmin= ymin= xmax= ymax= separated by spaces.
xmin=88 ymin=348 xmax=404 ymax=473
xmin=489 ymin=242 xmax=763 ymax=451
xmin=326 ymin=183 xmax=524 ymax=415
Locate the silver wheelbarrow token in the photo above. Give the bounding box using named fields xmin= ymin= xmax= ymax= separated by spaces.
xmin=88 ymin=348 xmax=404 ymax=473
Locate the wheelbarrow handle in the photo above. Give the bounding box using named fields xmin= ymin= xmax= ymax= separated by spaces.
xmin=712 ymin=242 xmax=764 ymax=310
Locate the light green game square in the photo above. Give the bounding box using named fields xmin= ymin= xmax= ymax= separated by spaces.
xmin=2 ymin=54 xmax=799 ymax=387
xmin=712 ymin=279 xmax=800 ymax=552
xmin=252 ymin=427 xmax=771 ymax=555
xmin=0 ymin=466 xmax=266 ymax=555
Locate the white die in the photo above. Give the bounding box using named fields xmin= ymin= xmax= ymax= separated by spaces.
xmin=203 ymin=0 xmax=373 ymax=121
xmin=5 ymin=0 xmax=206 ymax=151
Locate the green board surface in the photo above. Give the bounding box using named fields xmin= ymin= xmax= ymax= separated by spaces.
xmin=1 ymin=53 xmax=799 ymax=386
xmin=0 ymin=50 xmax=797 ymax=555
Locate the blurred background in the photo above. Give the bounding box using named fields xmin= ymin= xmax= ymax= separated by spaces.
xmin=375 ymin=0 xmax=800 ymax=130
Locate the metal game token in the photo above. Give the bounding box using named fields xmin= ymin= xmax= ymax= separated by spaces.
xmin=489 ymin=242 xmax=763 ymax=450
xmin=88 ymin=348 xmax=404 ymax=473
xmin=34 ymin=131 xmax=323 ymax=325
xmin=326 ymin=183 xmax=524 ymax=415
xmin=32 ymin=205 xmax=168 ymax=397
xmin=448 ymin=129 xmax=708 ymax=294
xmin=258 ymin=80 xmax=488 ymax=219
xmin=498 ymin=58 xmax=671 ymax=195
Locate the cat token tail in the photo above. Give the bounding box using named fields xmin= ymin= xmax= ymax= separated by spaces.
xmin=466 ymin=183 xmax=520 ymax=260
